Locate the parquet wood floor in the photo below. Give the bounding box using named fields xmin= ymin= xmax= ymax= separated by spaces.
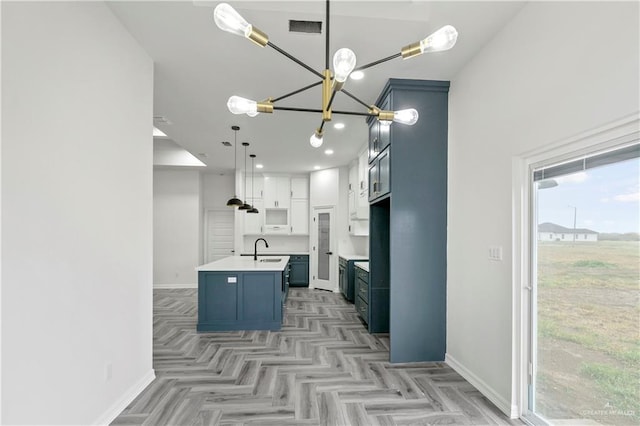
xmin=111 ymin=288 xmax=522 ymax=426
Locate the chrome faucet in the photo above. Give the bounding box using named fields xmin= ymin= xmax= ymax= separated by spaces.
xmin=254 ymin=238 xmax=269 ymax=261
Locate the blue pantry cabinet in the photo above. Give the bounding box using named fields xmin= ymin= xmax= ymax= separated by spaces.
xmin=367 ymin=79 xmax=449 ymax=363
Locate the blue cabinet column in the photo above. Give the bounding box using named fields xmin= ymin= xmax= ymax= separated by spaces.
xmin=368 ymin=79 xmax=449 ymax=363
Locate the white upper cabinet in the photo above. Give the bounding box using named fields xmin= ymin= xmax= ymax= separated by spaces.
xmin=244 ymin=174 xmax=309 ymax=236
xmin=263 ymin=175 xmax=291 ymax=208
xmin=358 ymin=148 xmax=369 ymax=197
xmin=247 ymin=175 xmax=264 ymax=200
xmin=348 ymin=146 xmax=369 ymax=222
xmin=290 ymin=199 xmax=309 ymax=235
xmin=243 ymin=199 xmax=264 ymax=235
xmin=291 ymin=177 xmax=309 ymax=199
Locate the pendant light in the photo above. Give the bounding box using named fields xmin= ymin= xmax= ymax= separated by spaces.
xmin=238 ymin=142 xmax=251 ymax=210
xmin=247 ymin=154 xmax=259 ymax=214
xmin=226 ymin=125 xmax=243 ymax=207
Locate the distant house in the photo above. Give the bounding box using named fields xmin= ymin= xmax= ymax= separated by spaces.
xmin=538 ymin=222 xmax=599 ymax=242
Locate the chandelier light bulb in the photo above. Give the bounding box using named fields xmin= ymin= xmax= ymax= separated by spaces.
xmin=227 ymin=96 xmax=258 ymax=116
xmin=393 ymin=109 xmax=419 ymax=125
xmin=420 ymin=25 xmax=458 ymax=54
xmin=332 ymin=48 xmax=357 ymax=83
xmin=350 ymin=70 xmax=364 ymax=80
xmin=213 ymin=3 xmax=252 ymax=38
xmin=309 ymin=131 xmax=323 ymax=148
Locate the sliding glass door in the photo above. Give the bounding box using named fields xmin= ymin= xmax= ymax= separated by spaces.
xmin=529 ymin=144 xmax=639 ymax=425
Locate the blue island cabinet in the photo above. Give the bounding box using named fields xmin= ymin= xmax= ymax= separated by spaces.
xmin=197 ymin=270 xmax=284 ymax=331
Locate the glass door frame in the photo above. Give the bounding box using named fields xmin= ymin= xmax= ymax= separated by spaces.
xmin=515 ymin=114 xmax=639 ymax=425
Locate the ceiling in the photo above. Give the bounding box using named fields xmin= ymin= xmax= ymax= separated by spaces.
xmin=107 ymin=1 xmax=525 ymax=175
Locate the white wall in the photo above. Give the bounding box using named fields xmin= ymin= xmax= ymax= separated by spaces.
xmin=447 ymin=1 xmax=639 ymax=416
xmin=1 ymin=2 xmax=154 ymax=424
xmin=202 ymin=172 xmax=235 ymax=210
xmin=154 ymin=170 xmax=201 ymax=287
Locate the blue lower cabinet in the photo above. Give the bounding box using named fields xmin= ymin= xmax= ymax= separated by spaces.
xmin=288 ymin=255 xmax=309 ymax=287
xmin=354 ymin=265 xmax=369 ymax=323
xmin=339 ymin=257 xmax=368 ymax=302
xmin=242 ymin=253 xmax=309 ymax=287
xmin=197 ymin=271 xmax=283 ymax=331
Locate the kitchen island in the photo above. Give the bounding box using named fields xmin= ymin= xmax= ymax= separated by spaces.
xmin=195 ymin=256 xmax=290 ymax=332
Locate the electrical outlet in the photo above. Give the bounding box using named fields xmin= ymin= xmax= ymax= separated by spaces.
xmin=488 ymin=246 xmax=503 ymax=261
xmin=105 ymin=363 xmax=113 ymax=381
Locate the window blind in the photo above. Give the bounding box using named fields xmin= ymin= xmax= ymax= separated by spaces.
xmin=533 ymin=143 xmax=639 ymax=181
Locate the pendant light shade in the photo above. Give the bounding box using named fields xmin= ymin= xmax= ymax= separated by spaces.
xmin=226 ymin=125 xmax=243 ymax=207
xmin=238 ymin=142 xmax=251 ymax=210
xmin=247 ymin=154 xmax=259 ymax=214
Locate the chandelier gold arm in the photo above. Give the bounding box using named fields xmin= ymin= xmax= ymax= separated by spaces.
xmin=401 ymin=41 xmax=422 ymax=59
xmin=322 ymin=70 xmax=332 ymax=122
xmin=247 ymin=26 xmax=268 ymax=47
xmin=256 ymin=98 xmax=274 ymax=113
xmin=369 ymin=106 xmax=394 ymax=122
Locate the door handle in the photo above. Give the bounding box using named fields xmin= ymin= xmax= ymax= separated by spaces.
xmin=326 ymin=251 xmax=333 ymax=255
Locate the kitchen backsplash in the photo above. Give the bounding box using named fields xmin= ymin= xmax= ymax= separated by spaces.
xmin=242 ymin=235 xmax=309 ymax=254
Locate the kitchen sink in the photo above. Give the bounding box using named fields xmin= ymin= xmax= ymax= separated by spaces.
xmin=259 ymin=258 xmax=282 ymax=262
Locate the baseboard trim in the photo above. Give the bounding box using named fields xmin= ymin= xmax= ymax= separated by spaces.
xmin=445 ymin=353 xmax=518 ymax=418
xmin=154 ymin=283 xmax=197 ymax=289
xmin=94 ymin=369 xmax=155 ymax=425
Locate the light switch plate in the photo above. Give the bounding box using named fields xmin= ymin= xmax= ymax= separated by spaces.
xmin=488 ymin=246 xmax=503 ymax=261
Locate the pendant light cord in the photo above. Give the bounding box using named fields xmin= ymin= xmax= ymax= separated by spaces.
xmin=244 ymin=143 xmax=248 ymax=201
xmin=233 ymin=130 xmax=237 ymax=187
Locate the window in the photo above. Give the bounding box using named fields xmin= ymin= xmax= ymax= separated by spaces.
xmin=529 ymin=143 xmax=639 ymax=425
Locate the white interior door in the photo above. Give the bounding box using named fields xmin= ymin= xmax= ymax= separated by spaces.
xmin=205 ymin=209 xmax=234 ymax=263
xmin=310 ymin=206 xmax=337 ymax=292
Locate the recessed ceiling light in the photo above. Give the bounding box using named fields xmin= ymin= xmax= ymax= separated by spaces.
xmin=350 ymin=71 xmax=364 ymax=80
xmin=324 ymin=149 xmax=334 ymax=155
xmin=256 ymin=164 xmax=264 ymax=169
xmin=313 ymin=166 xmax=321 ymax=170
xmin=153 ymin=127 xmax=167 ymax=137
xmin=333 ymin=123 xmax=345 ymax=130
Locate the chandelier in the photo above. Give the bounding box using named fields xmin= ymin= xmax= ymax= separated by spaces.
xmin=213 ymin=1 xmax=458 ymax=147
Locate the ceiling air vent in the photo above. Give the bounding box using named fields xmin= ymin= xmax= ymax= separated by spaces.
xmin=289 ymin=20 xmax=322 ymax=34
xmin=221 ymin=141 xmax=232 ymax=147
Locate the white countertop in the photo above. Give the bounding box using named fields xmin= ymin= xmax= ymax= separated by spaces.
xmin=196 ymin=256 xmax=290 ymax=272
xmin=339 ymin=254 xmax=369 ymax=261
xmin=240 ymin=252 xmax=309 ymax=256
xmin=354 ymin=261 xmax=369 ymax=272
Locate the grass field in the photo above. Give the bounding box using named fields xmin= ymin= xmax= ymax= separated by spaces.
xmin=536 ymin=241 xmax=639 ymax=424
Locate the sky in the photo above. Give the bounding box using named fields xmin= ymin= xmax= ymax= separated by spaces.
xmin=537 ymin=157 xmax=639 ymax=234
